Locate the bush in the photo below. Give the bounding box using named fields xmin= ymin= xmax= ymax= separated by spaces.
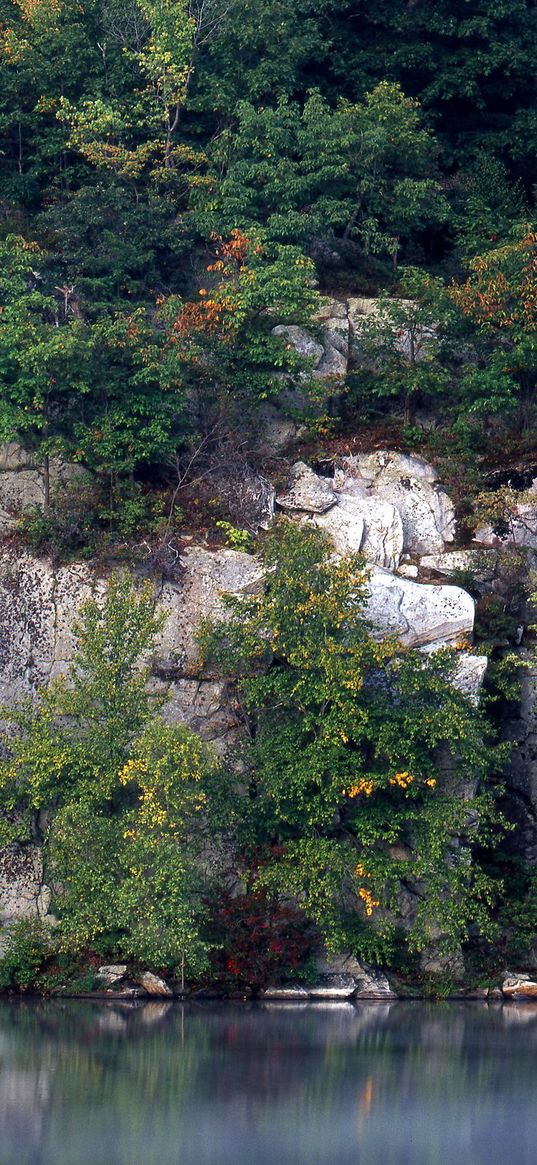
xmin=0 ymin=919 xmax=49 ymax=991
xmin=208 ymin=890 xmax=314 ymax=990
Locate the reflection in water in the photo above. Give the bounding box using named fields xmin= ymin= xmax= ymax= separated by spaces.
xmin=0 ymin=999 xmax=536 ymax=1165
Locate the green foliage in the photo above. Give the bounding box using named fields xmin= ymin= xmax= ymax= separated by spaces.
xmin=0 ymin=918 xmax=49 ymax=991
xmin=350 ymin=267 xmax=452 ymax=422
xmin=201 ymin=521 xmax=505 ymax=958
xmin=196 ymin=84 xmax=449 ymax=266
xmin=0 ymin=574 xmax=214 ymax=976
xmin=215 ymin=521 xmax=253 ymax=551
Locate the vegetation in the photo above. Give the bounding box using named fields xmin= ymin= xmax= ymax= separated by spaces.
xmin=0 ymin=0 xmax=537 ymax=991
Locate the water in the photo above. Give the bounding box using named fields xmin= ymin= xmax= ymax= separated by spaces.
xmin=0 ymin=999 xmax=536 ymax=1165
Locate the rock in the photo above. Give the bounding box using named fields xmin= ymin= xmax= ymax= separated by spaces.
xmin=276 ymin=462 xmax=337 ymax=513
xmin=365 ymin=567 xmax=475 ymax=647
xmin=162 ymin=679 xmax=238 ymax=755
xmin=0 ymin=845 xmax=50 ymax=923
xmin=207 ymin=464 xmax=275 ymax=532
xmin=315 ymin=951 xmax=396 ymax=998
xmin=157 ymin=546 xmax=265 ymax=671
xmin=420 ymin=945 xmax=465 ymax=980
xmin=307 ymin=975 xmax=357 ymax=999
xmin=0 ymin=443 xmax=91 ymax=533
xmin=348 ymin=297 xmax=436 ymax=363
xmin=272 ymin=298 xmax=350 ymax=384
xmin=502 ymin=974 xmax=537 ymax=999
xmin=135 ymin=971 xmax=173 ymax=997
xmin=272 ymin=325 xmax=324 ymax=367
xmin=97 ymin=965 xmax=128 ymax=986
xmin=257 ymin=402 xmax=300 ymax=453
xmin=311 ymin=495 xmax=404 ymax=569
xmin=0 ymin=552 xmax=97 ymax=702
xmin=475 ymin=504 xmax=537 ymax=550
xmin=352 ymin=965 xmax=397 ymax=999
xmin=260 ymin=985 xmax=310 ymax=1001
xmin=309 ymin=497 xmax=364 ymax=555
xmin=420 ymin=549 xmax=498 ymax=583
xmin=335 ymin=451 xmax=456 ymax=555
xmin=420 ymin=642 xmax=488 ymax=702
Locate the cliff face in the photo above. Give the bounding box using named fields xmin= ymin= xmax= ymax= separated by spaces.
xmin=0 ymin=445 xmax=489 ymax=927
xmin=0 ymin=428 xmax=536 ymax=981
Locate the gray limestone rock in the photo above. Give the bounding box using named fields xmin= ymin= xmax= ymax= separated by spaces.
xmin=272 ymin=298 xmax=350 ymax=384
xmin=474 ymin=504 xmax=537 ymax=550
xmin=277 ymin=462 xmax=337 ymax=514
xmin=307 ymin=976 xmax=357 ymax=999
xmin=0 ymin=443 xmax=91 ymax=533
xmin=0 ymin=845 xmax=50 ymax=924
xmin=311 ymin=494 xmax=404 ymax=569
xmin=420 ymin=549 xmax=498 ymax=583
xmin=315 ymin=952 xmax=396 ymax=998
xmin=335 ymin=451 xmax=455 ymax=555
xmin=260 ymin=985 xmax=310 ymax=1001
xmin=135 ymin=971 xmax=173 ymax=997
xmin=97 ymin=965 xmax=128 ymax=986
xmin=365 ymin=567 xmax=475 ymax=647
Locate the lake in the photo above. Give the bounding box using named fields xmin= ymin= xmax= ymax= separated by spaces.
xmin=0 ymin=998 xmax=535 ymax=1165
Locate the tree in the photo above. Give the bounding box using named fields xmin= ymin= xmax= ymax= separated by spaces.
xmin=449 ymin=224 xmax=537 ymax=430
xmin=201 ymin=521 xmax=502 ymax=959
xmin=0 ymin=574 xmax=214 ymax=976
xmin=159 ymin=229 xmax=321 ymax=413
xmin=0 ymin=234 xmax=190 ymax=506
xmin=195 ymin=84 xmax=449 ymax=269
xmin=351 ymin=266 xmax=451 ymax=423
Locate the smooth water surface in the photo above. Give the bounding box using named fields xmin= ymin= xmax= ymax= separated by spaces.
xmin=0 ymin=998 xmax=536 ymax=1165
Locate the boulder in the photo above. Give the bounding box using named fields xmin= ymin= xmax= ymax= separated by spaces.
xmin=311 ymin=495 xmax=404 ymax=569
xmin=420 ymin=549 xmax=498 ymax=584
xmin=97 ymin=965 xmax=128 ymax=987
xmin=420 ymin=642 xmax=488 ymax=702
xmin=309 ymin=497 xmax=364 ymax=555
xmin=276 ymin=462 xmax=337 ymax=514
xmin=0 ymin=443 xmax=91 ymax=533
xmin=260 ymin=985 xmax=310 ymax=1001
xmin=335 ymin=451 xmax=456 ymax=555
xmin=135 ymin=971 xmax=173 ymax=997
xmin=315 ymin=952 xmax=396 ymax=998
xmin=347 ymin=297 xmax=436 ymax=363
xmin=157 ymin=546 xmax=265 ymax=670
xmin=502 ymin=975 xmax=537 ymax=999
xmin=365 ymin=567 xmax=475 ymax=647
xmin=307 ymin=975 xmax=357 ymax=999
xmin=272 ymin=325 xmax=324 ymax=367
xmin=272 ymin=298 xmax=349 ymax=384
xmin=474 ymin=504 xmax=537 ymax=550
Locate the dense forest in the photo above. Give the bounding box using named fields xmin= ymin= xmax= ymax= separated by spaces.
xmin=1 ymin=0 xmax=537 ymax=997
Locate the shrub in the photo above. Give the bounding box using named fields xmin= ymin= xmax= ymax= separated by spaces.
xmin=208 ymin=890 xmax=314 ymax=990
xmin=0 ymin=919 xmax=49 ymax=992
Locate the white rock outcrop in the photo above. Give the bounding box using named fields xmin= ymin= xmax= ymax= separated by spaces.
xmin=0 ymin=444 xmax=90 ymax=533
xmin=474 ymin=503 xmax=537 ymax=550
xmin=272 ymin=297 xmax=350 ymax=384
xmin=364 ymin=567 xmax=475 ymax=648
xmin=420 ymin=549 xmax=498 ymax=582
xmin=0 ymin=845 xmax=50 ymax=925
xmin=311 ymin=494 xmax=404 ymax=569
xmin=335 ymin=451 xmax=456 ymax=555
xmin=276 ymin=462 xmax=337 ymax=513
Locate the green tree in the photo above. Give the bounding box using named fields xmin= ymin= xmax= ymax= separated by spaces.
xmin=202 ymin=521 xmax=502 ymax=958
xmin=195 ymin=84 xmax=449 ymax=269
xmin=0 ymin=574 xmax=213 ymax=976
xmin=352 ymin=267 xmax=451 ymax=423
